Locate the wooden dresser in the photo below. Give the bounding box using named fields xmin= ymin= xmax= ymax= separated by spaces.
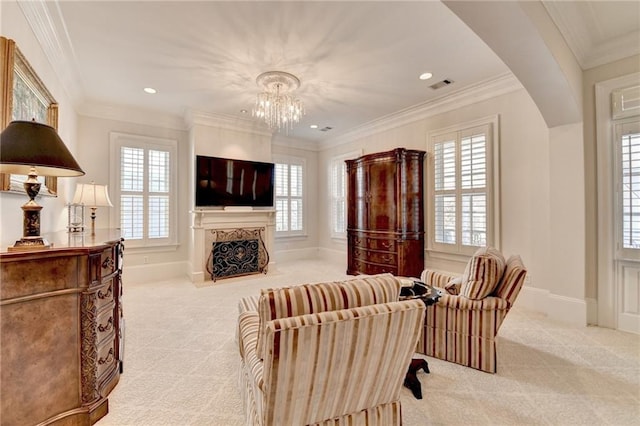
xmin=0 ymin=231 xmax=124 ymax=426
xmin=346 ymin=148 xmax=426 ymax=278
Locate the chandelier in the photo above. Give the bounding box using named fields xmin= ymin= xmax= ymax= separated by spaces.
xmin=253 ymin=71 xmax=304 ymax=132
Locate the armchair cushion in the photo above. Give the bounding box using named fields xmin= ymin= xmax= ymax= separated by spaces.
xmin=256 ymin=273 xmax=401 ymax=359
xmin=460 ymin=246 xmax=506 ymax=300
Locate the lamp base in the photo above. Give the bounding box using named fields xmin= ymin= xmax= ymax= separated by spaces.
xmin=8 ymin=236 xmax=52 ymax=251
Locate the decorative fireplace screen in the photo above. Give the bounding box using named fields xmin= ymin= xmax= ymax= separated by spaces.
xmin=206 ymin=227 xmax=269 ymax=281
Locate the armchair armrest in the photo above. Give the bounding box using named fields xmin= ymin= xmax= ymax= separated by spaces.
xmin=420 ymin=269 xmax=459 ymax=288
xmin=436 ymin=293 xmax=509 ymax=311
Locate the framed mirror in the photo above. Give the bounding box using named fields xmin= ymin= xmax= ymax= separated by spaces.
xmin=1 ymin=36 xmax=59 ymax=195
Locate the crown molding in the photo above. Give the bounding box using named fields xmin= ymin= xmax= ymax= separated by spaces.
xmin=184 ymin=109 xmax=273 ymax=138
xmin=80 ymin=102 xmax=187 ymax=131
xmin=321 ymin=73 xmax=522 ymax=151
xmin=542 ymin=1 xmax=640 ymax=70
xmin=18 ymin=0 xmax=85 ymax=110
xmin=582 ymin=32 xmax=640 ymax=70
xmin=272 ymin=134 xmax=320 ymax=152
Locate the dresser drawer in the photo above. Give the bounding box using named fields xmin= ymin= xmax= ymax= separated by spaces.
xmin=96 ymin=303 xmax=116 ymax=345
xmin=96 ymin=338 xmax=117 ymax=380
xmin=96 ymin=279 xmax=115 ymax=309
xmin=101 ymin=247 xmax=117 ymax=276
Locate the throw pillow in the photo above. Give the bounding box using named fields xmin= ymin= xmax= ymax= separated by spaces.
xmin=460 ymin=246 xmax=506 ymax=300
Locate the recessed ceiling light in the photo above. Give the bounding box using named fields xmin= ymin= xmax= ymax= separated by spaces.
xmin=419 ymin=72 xmax=433 ymax=81
xmin=240 ymin=109 xmax=248 ymax=114
xmin=310 ymin=124 xmax=319 ymax=129
xmin=143 ymin=87 xmax=157 ymax=94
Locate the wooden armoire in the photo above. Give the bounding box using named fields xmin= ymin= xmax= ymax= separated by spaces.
xmin=346 ymin=148 xmax=426 ymax=278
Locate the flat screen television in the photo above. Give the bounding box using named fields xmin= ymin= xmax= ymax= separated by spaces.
xmin=195 ymin=155 xmax=275 ymax=207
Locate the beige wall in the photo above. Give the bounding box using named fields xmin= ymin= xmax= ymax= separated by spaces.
xmin=0 ymin=1 xmax=80 ymax=249
xmin=271 ymin=143 xmax=320 ymax=262
xmin=75 ymin=115 xmax=190 ymax=270
xmin=318 ymin=88 xmax=553 ymax=288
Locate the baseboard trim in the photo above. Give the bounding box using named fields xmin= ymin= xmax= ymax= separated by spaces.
xmin=123 ymin=261 xmax=189 ymax=284
xmin=518 ymin=286 xmax=587 ymax=326
xmin=274 ymin=247 xmax=320 ymax=263
xmin=317 ymin=247 xmax=348 ymax=266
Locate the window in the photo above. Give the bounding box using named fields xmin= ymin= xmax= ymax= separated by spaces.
xmin=110 ymin=133 xmax=177 ymax=248
xmin=329 ymin=151 xmax=360 ymax=238
xmin=429 ymin=118 xmax=498 ymax=255
xmin=616 ymin=119 xmax=640 ymax=256
xmin=274 ymin=156 xmax=305 ymax=236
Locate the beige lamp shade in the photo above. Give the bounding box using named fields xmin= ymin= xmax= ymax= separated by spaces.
xmin=73 ymin=183 xmax=113 ymax=207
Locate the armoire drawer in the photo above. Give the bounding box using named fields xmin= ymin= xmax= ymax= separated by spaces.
xmin=356 ymin=260 xmax=398 ymax=276
xmin=352 ymin=235 xmax=397 ymax=252
xmin=352 ymin=248 xmax=396 ymax=266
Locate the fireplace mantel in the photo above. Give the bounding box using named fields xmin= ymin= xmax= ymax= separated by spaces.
xmin=189 ymin=208 xmax=276 ymax=284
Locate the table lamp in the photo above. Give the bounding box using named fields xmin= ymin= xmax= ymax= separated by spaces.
xmin=0 ymin=120 xmax=85 ymax=250
xmin=72 ymin=182 xmax=113 ymax=236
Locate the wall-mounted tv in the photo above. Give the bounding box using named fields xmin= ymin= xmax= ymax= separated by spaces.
xmin=195 ymin=155 xmax=275 ymax=207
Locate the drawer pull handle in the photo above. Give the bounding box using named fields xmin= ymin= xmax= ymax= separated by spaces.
xmin=381 ymin=255 xmax=393 ymax=263
xmin=98 ymin=317 xmax=114 ymax=333
xmin=98 ymin=348 xmax=115 ymax=365
xmin=381 ymin=241 xmax=393 ymax=249
xmin=102 ymin=256 xmax=114 ymax=270
xmin=98 ymin=286 xmax=113 ymax=300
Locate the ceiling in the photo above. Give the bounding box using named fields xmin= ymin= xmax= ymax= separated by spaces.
xmin=16 ymin=1 xmax=640 ymax=143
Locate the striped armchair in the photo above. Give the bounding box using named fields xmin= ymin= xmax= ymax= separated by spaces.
xmin=237 ymin=274 xmax=426 ymax=426
xmin=417 ymin=254 xmax=527 ymax=373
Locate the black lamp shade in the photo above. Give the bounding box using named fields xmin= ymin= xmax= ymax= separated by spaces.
xmin=0 ymin=120 xmax=84 ymax=176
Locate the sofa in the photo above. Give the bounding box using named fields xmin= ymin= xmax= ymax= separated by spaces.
xmin=236 ymin=273 xmax=426 ymax=425
xmin=417 ymin=247 xmax=527 ymax=373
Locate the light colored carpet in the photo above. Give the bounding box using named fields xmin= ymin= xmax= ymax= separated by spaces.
xmin=99 ymin=259 xmax=640 ymax=425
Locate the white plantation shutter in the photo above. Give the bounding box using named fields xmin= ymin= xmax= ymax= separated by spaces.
xmin=430 ymin=121 xmax=496 ymax=254
xmin=274 ymin=158 xmax=305 ymax=235
xmin=331 ymin=160 xmax=347 ymax=236
xmin=330 ymin=151 xmax=359 ymax=238
xmin=620 ymin=129 xmax=640 ymax=250
xmin=290 ymin=164 xmax=303 ymax=231
xmin=460 ymin=133 xmax=487 ymax=246
xmin=111 ymin=133 xmax=177 ymax=248
xmin=434 ymin=140 xmax=456 ymax=244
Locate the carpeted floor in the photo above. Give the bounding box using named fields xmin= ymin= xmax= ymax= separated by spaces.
xmin=99 ymin=259 xmax=640 ymax=425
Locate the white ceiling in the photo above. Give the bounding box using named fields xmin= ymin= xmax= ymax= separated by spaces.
xmin=17 ymin=1 xmax=640 ymax=143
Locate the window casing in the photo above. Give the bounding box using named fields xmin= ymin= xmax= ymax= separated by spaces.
xmin=274 ymin=156 xmax=305 ymax=236
xmin=428 ymin=117 xmax=499 ymax=256
xmin=110 ymin=132 xmax=177 ymax=248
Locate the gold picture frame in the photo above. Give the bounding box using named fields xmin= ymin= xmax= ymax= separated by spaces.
xmin=1 ymin=36 xmax=59 ymax=195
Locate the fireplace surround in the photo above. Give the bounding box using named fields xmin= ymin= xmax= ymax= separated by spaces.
xmin=190 ymin=208 xmax=275 ymax=284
